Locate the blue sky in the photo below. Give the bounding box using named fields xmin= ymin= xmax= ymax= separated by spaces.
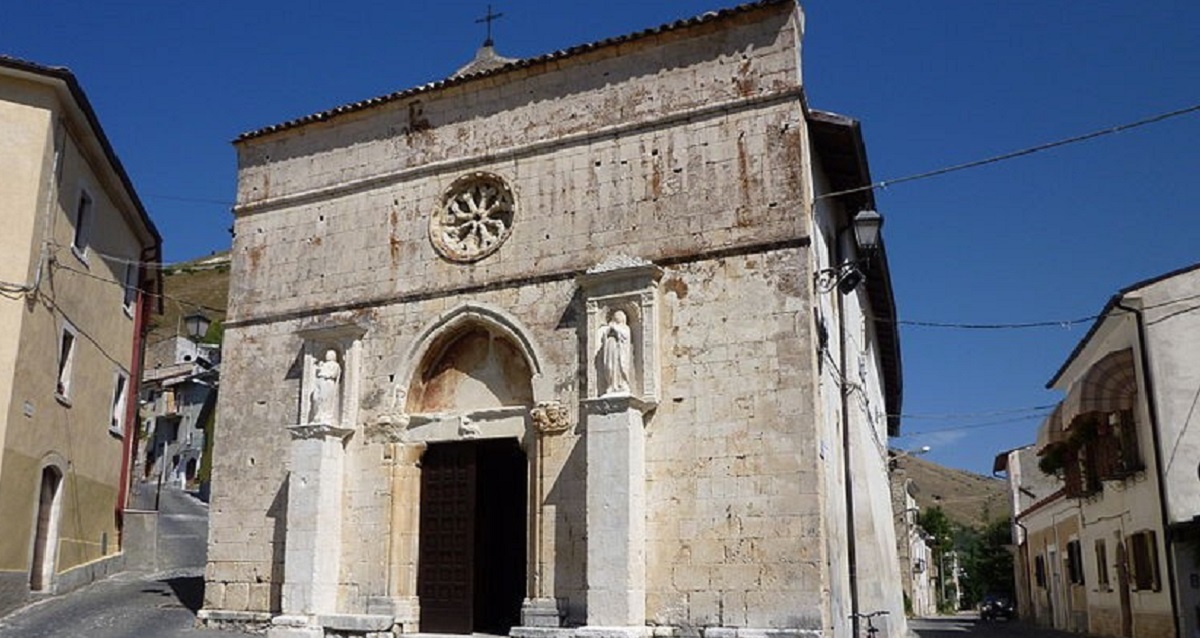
xmin=5 ymin=1 xmax=1197 ymax=475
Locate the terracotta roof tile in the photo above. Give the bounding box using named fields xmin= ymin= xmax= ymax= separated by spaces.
xmin=235 ymin=0 xmax=793 ymax=142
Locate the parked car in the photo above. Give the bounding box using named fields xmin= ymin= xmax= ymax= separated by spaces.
xmin=980 ymin=594 xmax=1015 ymax=621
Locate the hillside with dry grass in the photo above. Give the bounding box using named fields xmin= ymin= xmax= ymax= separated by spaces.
xmin=146 ymin=252 xmax=230 ymax=346
xmin=893 ymin=455 xmax=1010 ymax=529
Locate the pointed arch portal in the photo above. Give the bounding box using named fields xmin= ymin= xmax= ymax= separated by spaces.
xmin=399 ymin=303 xmax=536 ymax=635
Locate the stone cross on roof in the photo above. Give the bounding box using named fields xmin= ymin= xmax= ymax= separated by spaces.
xmin=475 ymin=5 xmax=504 ymax=47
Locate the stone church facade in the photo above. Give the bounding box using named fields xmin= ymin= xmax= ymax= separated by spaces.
xmin=200 ymin=2 xmax=905 ymax=637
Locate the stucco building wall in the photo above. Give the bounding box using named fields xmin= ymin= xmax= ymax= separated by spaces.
xmin=0 ymin=57 xmax=159 ymax=615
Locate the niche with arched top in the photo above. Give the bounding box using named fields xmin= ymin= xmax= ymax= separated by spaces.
xmin=406 ymin=325 xmax=534 ymax=414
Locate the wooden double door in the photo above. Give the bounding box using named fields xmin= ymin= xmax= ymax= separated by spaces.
xmin=418 ymin=438 xmax=527 ymax=634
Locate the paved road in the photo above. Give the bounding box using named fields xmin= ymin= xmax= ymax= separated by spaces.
xmin=0 ymin=486 xmax=236 ymax=638
xmin=911 ymin=614 xmax=1084 ymax=637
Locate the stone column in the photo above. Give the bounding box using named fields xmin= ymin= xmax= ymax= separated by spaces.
xmin=272 ymin=424 xmax=353 ymax=637
xmin=583 ymin=396 xmax=651 ymax=630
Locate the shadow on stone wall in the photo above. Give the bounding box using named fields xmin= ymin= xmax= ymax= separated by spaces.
xmin=266 ymin=475 xmax=288 ymax=613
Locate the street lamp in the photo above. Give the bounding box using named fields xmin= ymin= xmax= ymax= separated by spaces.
xmin=889 ymin=445 xmax=931 ymax=471
xmin=851 ymin=209 xmax=883 ymax=254
xmin=183 ymin=312 xmax=211 ymax=342
xmin=815 ymin=209 xmax=886 ymax=294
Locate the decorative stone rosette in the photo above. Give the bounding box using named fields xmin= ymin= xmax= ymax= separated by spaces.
xmin=430 ymin=172 xmax=516 ymax=262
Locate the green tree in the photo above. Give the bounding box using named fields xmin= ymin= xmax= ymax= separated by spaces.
xmin=918 ymin=507 xmax=959 ymax=610
xmin=962 ymin=518 xmax=1015 ymax=602
xmin=203 ymin=319 xmax=224 ymax=344
xmin=918 ymin=506 xmax=954 ymax=553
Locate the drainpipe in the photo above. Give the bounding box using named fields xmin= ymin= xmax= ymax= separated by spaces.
xmin=117 ymin=243 xmax=158 ymax=542
xmin=1013 ymin=519 xmax=1032 ymax=619
xmin=837 ymin=237 xmax=860 ymax=637
xmin=1115 ymin=299 xmax=1181 ymax=638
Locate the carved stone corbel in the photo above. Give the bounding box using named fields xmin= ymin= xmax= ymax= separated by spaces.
xmin=530 ymin=400 xmax=571 ymax=435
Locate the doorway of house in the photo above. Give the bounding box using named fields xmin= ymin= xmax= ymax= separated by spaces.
xmin=418 ymin=437 xmax=527 ymax=634
xmin=1117 ymin=541 xmax=1132 ymax=637
xmin=30 ymin=466 xmax=63 ymax=591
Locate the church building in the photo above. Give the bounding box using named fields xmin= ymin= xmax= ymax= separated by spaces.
xmin=200 ymin=2 xmax=905 ymax=637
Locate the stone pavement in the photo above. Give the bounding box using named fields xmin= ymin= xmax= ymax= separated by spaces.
xmin=0 ymin=485 xmax=239 ymax=637
xmin=911 ymin=613 xmax=1090 ymax=637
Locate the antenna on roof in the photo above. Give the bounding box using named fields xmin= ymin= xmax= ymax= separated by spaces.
xmin=475 ymin=4 xmax=504 ymax=47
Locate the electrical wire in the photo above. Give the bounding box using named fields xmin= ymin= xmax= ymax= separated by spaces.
xmin=47 ymin=241 xmax=230 ymax=273
xmin=143 ymin=193 xmax=234 ymax=206
xmin=895 ymin=404 xmax=1058 ymax=421
xmin=1164 ymin=377 xmax=1200 ymax=474
xmin=1142 ymin=290 xmax=1200 ymax=310
xmin=895 ymin=316 xmax=1099 ymax=330
xmin=816 ymin=103 xmax=1200 ymax=202
xmin=889 ymin=289 xmax=1200 ymax=331
xmin=1145 ymin=302 xmax=1200 ymax=327
xmin=893 ymin=411 xmax=1051 ymax=437
xmin=51 ymin=260 xmax=227 ymax=316
xmin=43 ymin=295 xmax=128 ymax=370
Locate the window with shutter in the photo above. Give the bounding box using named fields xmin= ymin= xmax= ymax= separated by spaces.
xmin=1095 ymin=540 xmax=1110 ymax=590
xmin=1129 ymin=531 xmax=1160 ymax=591
xmin=1067 ymin=540 xmax=1085 ymax=585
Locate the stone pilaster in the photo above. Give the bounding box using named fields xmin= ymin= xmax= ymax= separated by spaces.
xmin=582 ymin=395 xmax=652 ymax=628
xmin=273 ymin=423 xmax=353 ymax=637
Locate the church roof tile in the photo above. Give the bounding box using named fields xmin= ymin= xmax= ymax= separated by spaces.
xmin=235 ymin=0 xmax=794 ymax=142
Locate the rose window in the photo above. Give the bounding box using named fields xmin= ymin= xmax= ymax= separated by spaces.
xmin=430 ymin=172 xmax=516 ymax=262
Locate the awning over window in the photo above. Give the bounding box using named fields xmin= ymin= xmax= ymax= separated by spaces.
xmin=1062 ymin=348 xmax=1138 ymax=427
xmin=1036 ymin=402 xmax=1065 ymax=450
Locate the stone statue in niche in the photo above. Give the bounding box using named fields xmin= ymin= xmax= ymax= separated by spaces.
xmin=309 ymin=349 xmax=342 ymax=424
xmin=597 ymin=309 xmax=633 ymax=396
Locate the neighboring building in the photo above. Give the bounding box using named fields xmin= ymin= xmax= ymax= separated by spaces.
xmin=994 ymin=444 xmax=1068 ymax=625
xmin=999 ymin=433 xmax=1087 ymax=632
xmin=1001 ymin=262 xmax=1200 ymax=638
xmin=136 ymin=336 xmax=218 ymax=498
xmin=891 ymin=475 xmax=935 ymax=617
xmin=0 ymin=56 xmax=161 ymax=613
xmin=201 ymin=2 xmax=905 ymax=637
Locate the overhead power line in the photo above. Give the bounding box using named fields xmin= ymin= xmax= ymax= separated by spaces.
xmin=817 ymin=103 xmax=1200 ymax=201
xmin=51 ymin=261 xmax=227 ymax=316
xmin=47 ymin=241 xmax=229 ymax=273
xmin=897 ymin=316 xmax=1099 ymax=330
xmin=143 ymin=193 xmax=235 ymax=206
xmin=894 ymin=411 xmax=1052 ymax=437
xmin=890 ymin=289 xmax=1200 ymax=331
xmin=895 ymin=404 xmax=1058 ymax=421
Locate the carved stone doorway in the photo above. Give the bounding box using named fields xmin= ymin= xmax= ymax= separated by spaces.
xmin=418 ymin=438 xmax=527 ymax=634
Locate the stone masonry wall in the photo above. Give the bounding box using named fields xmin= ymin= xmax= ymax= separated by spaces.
xmin=234 ymin=5 xmax=800 ymax=209
xmin=208 ymin=3 xmax=827 ymax=630
xmin=648 ymin=247 xmax=823 ymax=630
xmin=226 ymin=4 xmax=807 ymax=323
xmin=207 ymin=245 xmax=821 ymax=628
